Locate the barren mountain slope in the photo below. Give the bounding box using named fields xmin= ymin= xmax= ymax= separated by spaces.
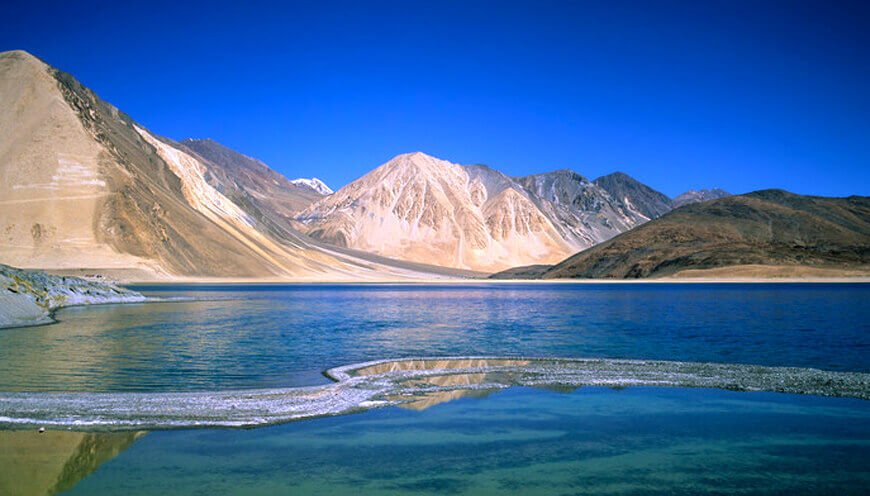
xmin=296 ymin=153 xmax=575 ymax=271
xmin=0 ymin=50 xmax=454 ymax=280
xmin=177 ymin=138 xmax=323 ymax=240
xmin=594 ymin=172 xmax=673 ymax=220
xmin=515 ymin=170 xmax=650 ymax=250
xmin=0 ymin=50 xmax=163 ymax=275
xmin=529 ymin=190 xmax=870 ymax=279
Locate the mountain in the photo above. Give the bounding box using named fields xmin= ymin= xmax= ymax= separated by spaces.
xmin=0 ymin=50 xmax=457 ymax=281
xmin=296 ymin=154 xmax=677 ymax=272
xmin=296 ymin=152 xmax=575 ymax=271
xmin=494 ymin=190 xmax=870 ymax=279
xmin=290 ymin=177 xmax=333 ymax=195
xmin=179 ymin=138 xmax=323 ymax=211
xmin=594 ymin=172 xmax=674 ymax=220
xmin=2 ymin=49 xmax=767 ymax=279
xmin=514 ymin=169 xmax=650 ymax=248
xmin=672 ymin=188 xmax=730 ymax=208
xmin=176 ymin=138 xmax=322 ymax=239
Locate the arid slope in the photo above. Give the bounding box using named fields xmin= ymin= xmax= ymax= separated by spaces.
xmin=296 ymin=154 xmax=678 ymax=272
xmin=0 ymin=50 xmax=459 ymax=281
xmin=501 ymin=190 xmax=869 ymax=279
xmin=296 ymin=153 xmax=575 ymax=271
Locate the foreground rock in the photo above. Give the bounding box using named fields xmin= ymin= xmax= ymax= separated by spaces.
xmin=0 ymin=264 xmax=145 ymax=328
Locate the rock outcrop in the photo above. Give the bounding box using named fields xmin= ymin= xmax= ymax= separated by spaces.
xmin=0 ymin=263 xmax=145 ymax=328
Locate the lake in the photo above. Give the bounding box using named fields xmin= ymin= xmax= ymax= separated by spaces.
xmin=0 ymin=283 xmax=868 ymax=494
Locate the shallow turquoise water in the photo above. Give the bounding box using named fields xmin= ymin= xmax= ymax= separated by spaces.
xmin=54 ymin=387 xmax=870 ymax=495
xmin=0 ymin=283 xmax=867 ymax=494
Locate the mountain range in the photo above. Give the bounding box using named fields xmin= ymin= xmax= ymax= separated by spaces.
xmin=0 ymin=50 xmax=470 ymax=280
xmin=494 ymin=190 xmax=870 ymax=279
xmin=1 ymin=49 xmax=866 ymax=280
xmin=294 ymin=154 xmax=702 ymax=271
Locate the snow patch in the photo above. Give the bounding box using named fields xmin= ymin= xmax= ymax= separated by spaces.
xmin=291 ymin=177 xmax=333 ymax=195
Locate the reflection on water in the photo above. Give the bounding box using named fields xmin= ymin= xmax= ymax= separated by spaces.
xmin=47 ymin=388 xmax=870 ymax=495
xmin=0 ymin=378 xmax=496 ymax=496
xmin=2 ymin=386 xmax=868 ymax=495
xmin=390 ymin=372 xmax=498 ymax=410
xmin=0 ymin=284 xmax=867 ymax=393
xmin=0 ymin=284 xmax=867 ymax=492
xmin=0 ymin=430 xmax=143 ymax=496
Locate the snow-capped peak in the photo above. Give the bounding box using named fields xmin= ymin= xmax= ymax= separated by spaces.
xmin=291 ymin=177 xmax=333 ymax=195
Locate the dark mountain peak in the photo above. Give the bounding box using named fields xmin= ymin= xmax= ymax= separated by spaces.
xmin=180 ymin=137 xmax=266 ymax=169
xmin=547 ymin=169 xmax=589 ymax=182
xmin=517 ymin=168 xmax=590 ymax=184
xmin=175 ymin=137 xmax=323 ymax=220
xmin=182 ymin=137 xmax=219 ymax=146
xmin=464 ymin=163 xmax=500 ymax=174
xmin=593 ymin=171 xmax=672 ymax=219
xmin=598 ymin=171 xmax=631 ymax=180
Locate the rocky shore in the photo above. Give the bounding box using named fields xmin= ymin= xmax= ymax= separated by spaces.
xmin=0 ymin=264 xmax=145 ymax=329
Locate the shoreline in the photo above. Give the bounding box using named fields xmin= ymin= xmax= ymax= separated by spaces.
xmin=24 ymin=262 xmax=868 ymax=285
xmin=123 ymin=277 xmax=870 ymax=286
xmin=0 ymin=264 xmax=146 ymax=330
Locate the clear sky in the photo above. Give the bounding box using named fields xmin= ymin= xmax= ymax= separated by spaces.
xmin=3 ymin=0 xmax=868 ymax=196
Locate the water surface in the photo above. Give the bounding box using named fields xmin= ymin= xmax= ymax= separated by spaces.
xmin=4 ymin=387 xmax=866 ymax=495
xmin=0 ymin=283 xmax=867 ymax=495
xmin=0 ymin=283 xmax=866 ymax=392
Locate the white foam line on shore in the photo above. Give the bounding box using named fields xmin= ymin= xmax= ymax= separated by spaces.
xmin=0 ymin=357 xmax=867 ymax=431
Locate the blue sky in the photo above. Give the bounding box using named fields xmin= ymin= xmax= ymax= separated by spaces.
xmin=3 ymin=0 xmax=868 ymax=196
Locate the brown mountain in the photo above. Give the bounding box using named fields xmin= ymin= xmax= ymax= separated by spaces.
xmin=0 ymin=430 xmax=143 ymax=496
xmin=493 ymin=190 xmax=870 ymax=279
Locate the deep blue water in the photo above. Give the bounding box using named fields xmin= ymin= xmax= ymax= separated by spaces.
xmin=0 ymin=283 xmax=866 ymax=392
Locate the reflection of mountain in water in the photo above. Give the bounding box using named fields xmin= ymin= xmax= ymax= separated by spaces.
xmin=391 ymin=372 xmax=497 ymax=411
xmin=0 ymin=430 xmax=143 ymax=496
